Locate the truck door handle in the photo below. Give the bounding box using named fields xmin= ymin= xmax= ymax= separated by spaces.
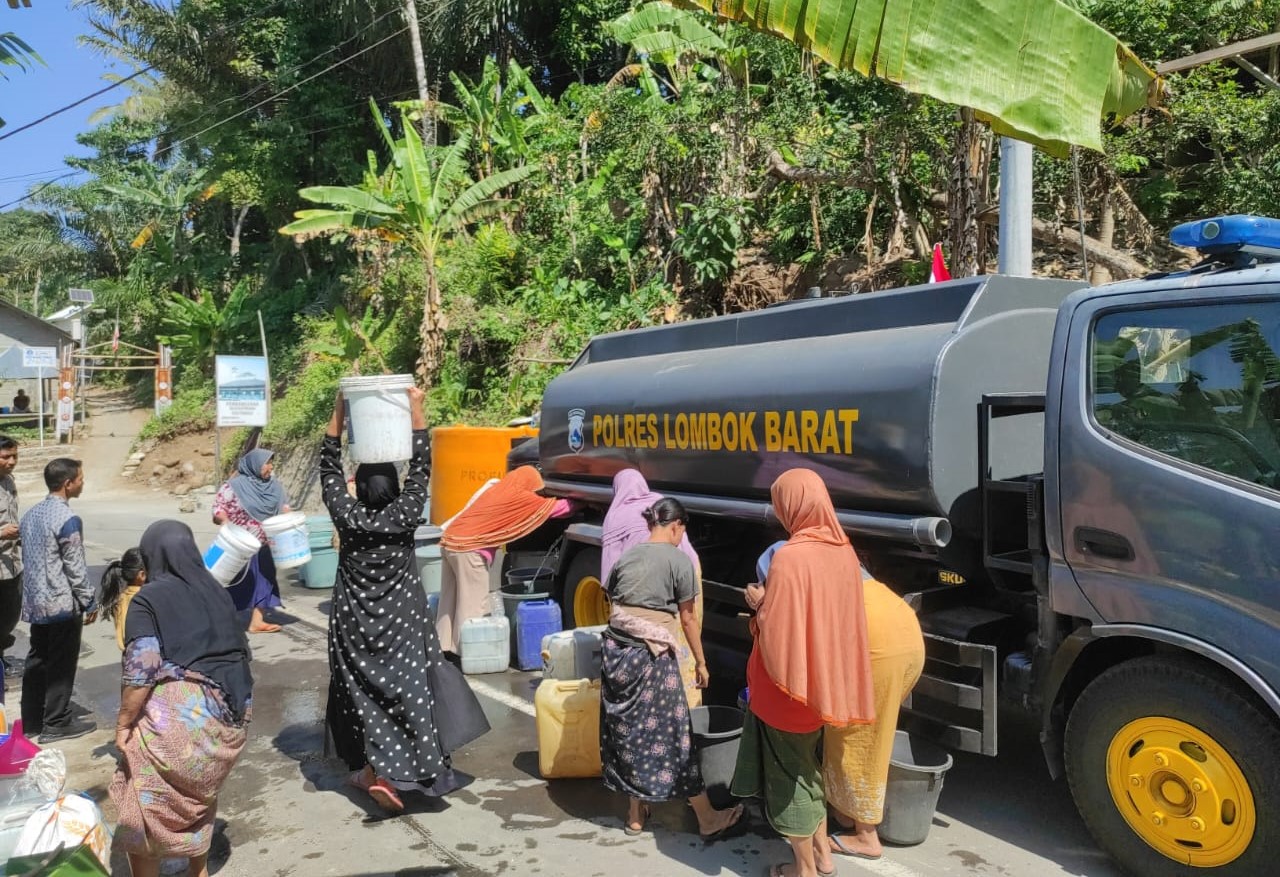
xmin=1074 ymin=527 xmax=1135 ymax=562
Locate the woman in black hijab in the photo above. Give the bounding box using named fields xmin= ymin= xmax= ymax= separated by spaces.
xmin=109 ymin=520 xmax=253 ymax=877
xmin=321 ymin=385 xmax=484 ymax=812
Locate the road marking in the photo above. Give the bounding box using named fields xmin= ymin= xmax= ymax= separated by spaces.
xmin=467 ymin=677 xmax=536 ymax=717
xmin=850 ymin=856 xmax=929 ymax=877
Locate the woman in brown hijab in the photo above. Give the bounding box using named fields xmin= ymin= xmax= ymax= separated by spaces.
xmin=733 ymin=468 xmax=875 ymax=877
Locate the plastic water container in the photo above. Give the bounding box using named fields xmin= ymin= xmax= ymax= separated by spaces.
xmin=307 ymin=514 xmax=335 ymax=550
xmin=204 ymin=523 xmax=262 ymax=586
xmin=534 ymin=678 xmax=602 ymax=778
xmin=340 ymin=374 xmax=415 ymax=464
xmin=414 ymin=524 xmax=442 ymax=548
xmin=879 ymin=731 xmax=955 ymax=846
xmin=427 ymin=592 xmax=440 ymax=620
xmin=541 ymin=625 xmax=607 ymax=680
xmin=460 ymin=616 xmax=509 ymax=675
xmin=301 ymin=547 xmax=339 ymax=589
xmin=691 ymin=706 xmax=744 ymax=809
xmin=262 ymin=511 xmax=312 ymax=570
xmin=515 ymin=599 xmax=561 ymax=671
xmin=415 ymin=544 xmax=442 ymax=594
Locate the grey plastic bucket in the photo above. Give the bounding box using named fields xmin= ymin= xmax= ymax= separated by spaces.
xmin=879 ymin=731 xmax=953 ymax=846
xmin=691 ymin=706 xmax=743 ymax=810
xmin=505 ymin=566 xmax=554 ymax=594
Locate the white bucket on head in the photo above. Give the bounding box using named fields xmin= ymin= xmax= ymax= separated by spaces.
xmin=204 ymin=523 xmax=261 ymax=586
xmin=340 ymin=374 xmax=416 ymax=464
xmin=262 ymin=512 xmax=311 ymax=570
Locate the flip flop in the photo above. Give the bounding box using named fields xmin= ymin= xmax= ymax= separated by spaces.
xmin=249 ymin=623 xmax=282 ymax=633
xmin=829 ymin=832 xmax=881 ymax=860
xmin=624 ymin=805 xmax=651 ymax=836
xmin=700 ymin=803 xmax=745 ymax=842
xmin=767 ymin=865 xmax=837 ymax=877
xmin=367 ymin=777 xmax=405 ymax=813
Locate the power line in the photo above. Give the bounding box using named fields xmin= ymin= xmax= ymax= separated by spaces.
xmin=152 ymin=24 xmax=412 ymax=160
xmin=0 ymin=173 xmax=81 ymax=211
xmin=0 ymin=0 xmax=295 ymax=144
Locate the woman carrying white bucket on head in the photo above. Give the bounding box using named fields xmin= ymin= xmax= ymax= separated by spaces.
xmin=213 ymin=449 xmax=290 ymax=633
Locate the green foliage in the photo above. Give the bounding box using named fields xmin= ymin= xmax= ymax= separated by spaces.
xmin=158 ymin=281 xmax=255 ymax=374
xmin=672 ymin=200 xmax=750 ymax=285
xmin=137 ymin=370 xmax=213 ymax=442
xmin=260 ymin=358 xmax=348 ymax=447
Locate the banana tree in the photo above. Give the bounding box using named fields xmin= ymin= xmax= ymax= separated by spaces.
xmin=666 ymin=0 xmax=1163 ymax=155
xmin=439 ymin=58 xmax=549 ymax=180
xmin=280 ymin=103 xmax=537 ymax=384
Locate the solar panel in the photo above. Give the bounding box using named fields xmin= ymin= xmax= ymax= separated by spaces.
xmin=67 ymin=288 xmax=95 ymax=303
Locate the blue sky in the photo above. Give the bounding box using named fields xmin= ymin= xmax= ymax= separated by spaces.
xmin=0 ymin=1 xmax=120 ymax=210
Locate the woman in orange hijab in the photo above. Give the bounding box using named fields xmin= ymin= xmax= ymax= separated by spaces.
xmin=437 ymin=467 xmax=572 ymax=660
xmin=732 ymin=468 xmax=875 ymax=877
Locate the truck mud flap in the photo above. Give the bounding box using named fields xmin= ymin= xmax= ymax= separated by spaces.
xmin=899 ymin=634 xmax=998 ymax=756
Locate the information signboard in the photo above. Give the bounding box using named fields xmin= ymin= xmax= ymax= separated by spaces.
xmin=215 ymin=355 xmax=269 ymax=427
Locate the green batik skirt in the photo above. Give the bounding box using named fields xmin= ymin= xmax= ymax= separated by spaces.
xmin=731 ymin=710 xmax=826 ymax=837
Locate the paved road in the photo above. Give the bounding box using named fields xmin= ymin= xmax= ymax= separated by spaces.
xmin=12 ymin=490 xmax=1125 ymax=877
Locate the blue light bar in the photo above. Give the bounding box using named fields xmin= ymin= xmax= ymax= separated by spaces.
xmin=1169 ymin=214 xmax=1280 ymax=258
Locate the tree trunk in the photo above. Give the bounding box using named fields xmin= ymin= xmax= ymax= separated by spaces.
xmin=947 ymin=109 xmax=983 ymax=278
xmin=230 ymin=204 xmax=250 ymax=263
xmin=403 ymin=0 xmax=434 ymax=146
xmin=418 ymin=262 xmax=445 ymax=387
xmin=1091 ymin=186 xmax=1115 ymax=286
xmin=31 ymin=267 xmax=41 ymax=316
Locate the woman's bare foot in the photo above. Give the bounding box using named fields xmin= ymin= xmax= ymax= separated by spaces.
xmin=828 ymin=821 xmax=883 ymax=859
xmin=697 ymin=803 xmax=744 ymax=839
xmin=248 ymin=607 xmax=282 ymax=633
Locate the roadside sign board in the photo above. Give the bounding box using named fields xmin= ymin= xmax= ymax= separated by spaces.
xmin=215 ymin=355 xmax=269 ymax=427
xmin=21 ymin=347 xmax=57 ymax=369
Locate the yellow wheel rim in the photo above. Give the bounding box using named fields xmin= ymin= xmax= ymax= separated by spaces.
xmin=1106 ymin=716 xmax=1255 ymax=867
xmin=573 ymin=574 xmax=609 ymax=627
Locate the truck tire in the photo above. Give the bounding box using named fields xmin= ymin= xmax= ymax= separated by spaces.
xmin=561 ymin=548 xmax=607 ymax=629
xmin=1065 ymin=656 xmax=1280 ymax=877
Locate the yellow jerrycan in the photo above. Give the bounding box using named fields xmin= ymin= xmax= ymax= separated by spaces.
xmin=535 ymin=678 xmax=602 ymax=779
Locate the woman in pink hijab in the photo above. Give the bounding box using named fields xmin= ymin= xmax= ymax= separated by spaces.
xmin=602 ymin=469 xmax=703 ymax=706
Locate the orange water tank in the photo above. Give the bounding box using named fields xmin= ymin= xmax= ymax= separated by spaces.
xmin=429 ymin=425 xmax=538 ymax=524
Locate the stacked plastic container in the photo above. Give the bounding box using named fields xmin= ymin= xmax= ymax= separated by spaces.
xmin=461 ymin=593 xmax=509 ymax=675
xmin=300 ymin=515 xmax=338 ymax=589
xmin=514 ymin=600 xmax=561 ymax=671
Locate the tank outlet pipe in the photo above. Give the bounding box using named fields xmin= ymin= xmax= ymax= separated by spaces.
xmin=542 ymin=479 xmax=951 ymax=549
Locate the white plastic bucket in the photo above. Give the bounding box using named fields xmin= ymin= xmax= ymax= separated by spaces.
xmin=262 ymin=512 xmax=312 ymax=570
xmin=340 ymin=374 xmax=415 ymax=464
xmin=204 ymin=523 xmax=261 ymax=586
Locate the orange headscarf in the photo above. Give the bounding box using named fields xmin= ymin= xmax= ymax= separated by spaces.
xmin=754 ymin=468 xmax=875 ymax=727
xmin=441 ymin=466 xmax=558 ymax=552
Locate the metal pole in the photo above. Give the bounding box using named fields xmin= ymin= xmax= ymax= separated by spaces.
xmin=37 ymin=366 xmax=44 ymax=448
xmin=258 ymin=310 xmax=271 ymax=421
xmin=997 ymin=137 xmax=1034 ymax=276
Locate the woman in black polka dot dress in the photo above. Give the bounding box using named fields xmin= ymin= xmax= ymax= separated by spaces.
xmin=321 ymin=385 xmax=457 ymax=812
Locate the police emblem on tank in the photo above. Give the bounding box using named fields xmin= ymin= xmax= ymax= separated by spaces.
xmin=568 ymin=408 xmax=586 ymax=453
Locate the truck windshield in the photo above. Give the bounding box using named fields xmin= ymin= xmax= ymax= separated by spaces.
xmin=1092 ymin=298 xmax=1280 ymax=490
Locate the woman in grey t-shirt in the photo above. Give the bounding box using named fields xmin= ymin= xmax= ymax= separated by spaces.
xmin=599 ymin=498 xmax=744 ymax=840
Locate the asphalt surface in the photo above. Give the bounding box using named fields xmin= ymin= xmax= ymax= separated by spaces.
xmin=6 ymin=482 xmax=1126 ymax=876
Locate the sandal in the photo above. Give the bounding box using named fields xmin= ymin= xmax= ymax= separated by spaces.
xmin=367 ymin=777 xmax=405 ymax=813
xmin=248 ymin=622 xmax=282 ymax=633
xmin=624 ymin=804 xmax=651 ymax=836
xmin=767 ymin=866 xmax=837 ymax=877
xmin=829 ymin=832 xmax=881 ymax=860
xmin=700 ymin=803 xmax=745 ymax=842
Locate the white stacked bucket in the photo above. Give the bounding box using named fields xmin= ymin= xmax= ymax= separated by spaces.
xmin=262 ymin=512 xmax=312 ymax=570
xmin=340 ymin=374 xmax=416 ymax=463
xmin=204 ymin=523 xmax=262 ymax=586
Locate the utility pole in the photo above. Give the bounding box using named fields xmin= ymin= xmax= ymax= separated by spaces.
xmin=997 ymin=137 xmax=1033 ymax=276
xmin=402 ymin=0 xmax=434 ymax=146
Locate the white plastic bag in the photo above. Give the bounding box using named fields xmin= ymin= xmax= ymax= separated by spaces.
xmin=13 ymin=793 xmax=111 ymax=868
xmin=19 ymin=749 xmax=66 ymax=801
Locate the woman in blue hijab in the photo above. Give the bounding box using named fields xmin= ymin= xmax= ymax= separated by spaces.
xmin=213 ymin=448 xmax=291 ymax=633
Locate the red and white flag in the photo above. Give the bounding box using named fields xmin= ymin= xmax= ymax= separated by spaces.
xmin=928 ymin=242 xmax=951 ymax=283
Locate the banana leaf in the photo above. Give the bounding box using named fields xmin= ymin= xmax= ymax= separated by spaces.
xmin=667 ymin=0 xmax=1162 ymax=155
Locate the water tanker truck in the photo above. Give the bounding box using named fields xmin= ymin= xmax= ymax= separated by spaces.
xmin=510 ymin=215 xmax=1280 ymax=877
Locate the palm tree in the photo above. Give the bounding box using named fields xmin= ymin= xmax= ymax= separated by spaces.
xmin=280 ymin=104 xmax=536 ymax=384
